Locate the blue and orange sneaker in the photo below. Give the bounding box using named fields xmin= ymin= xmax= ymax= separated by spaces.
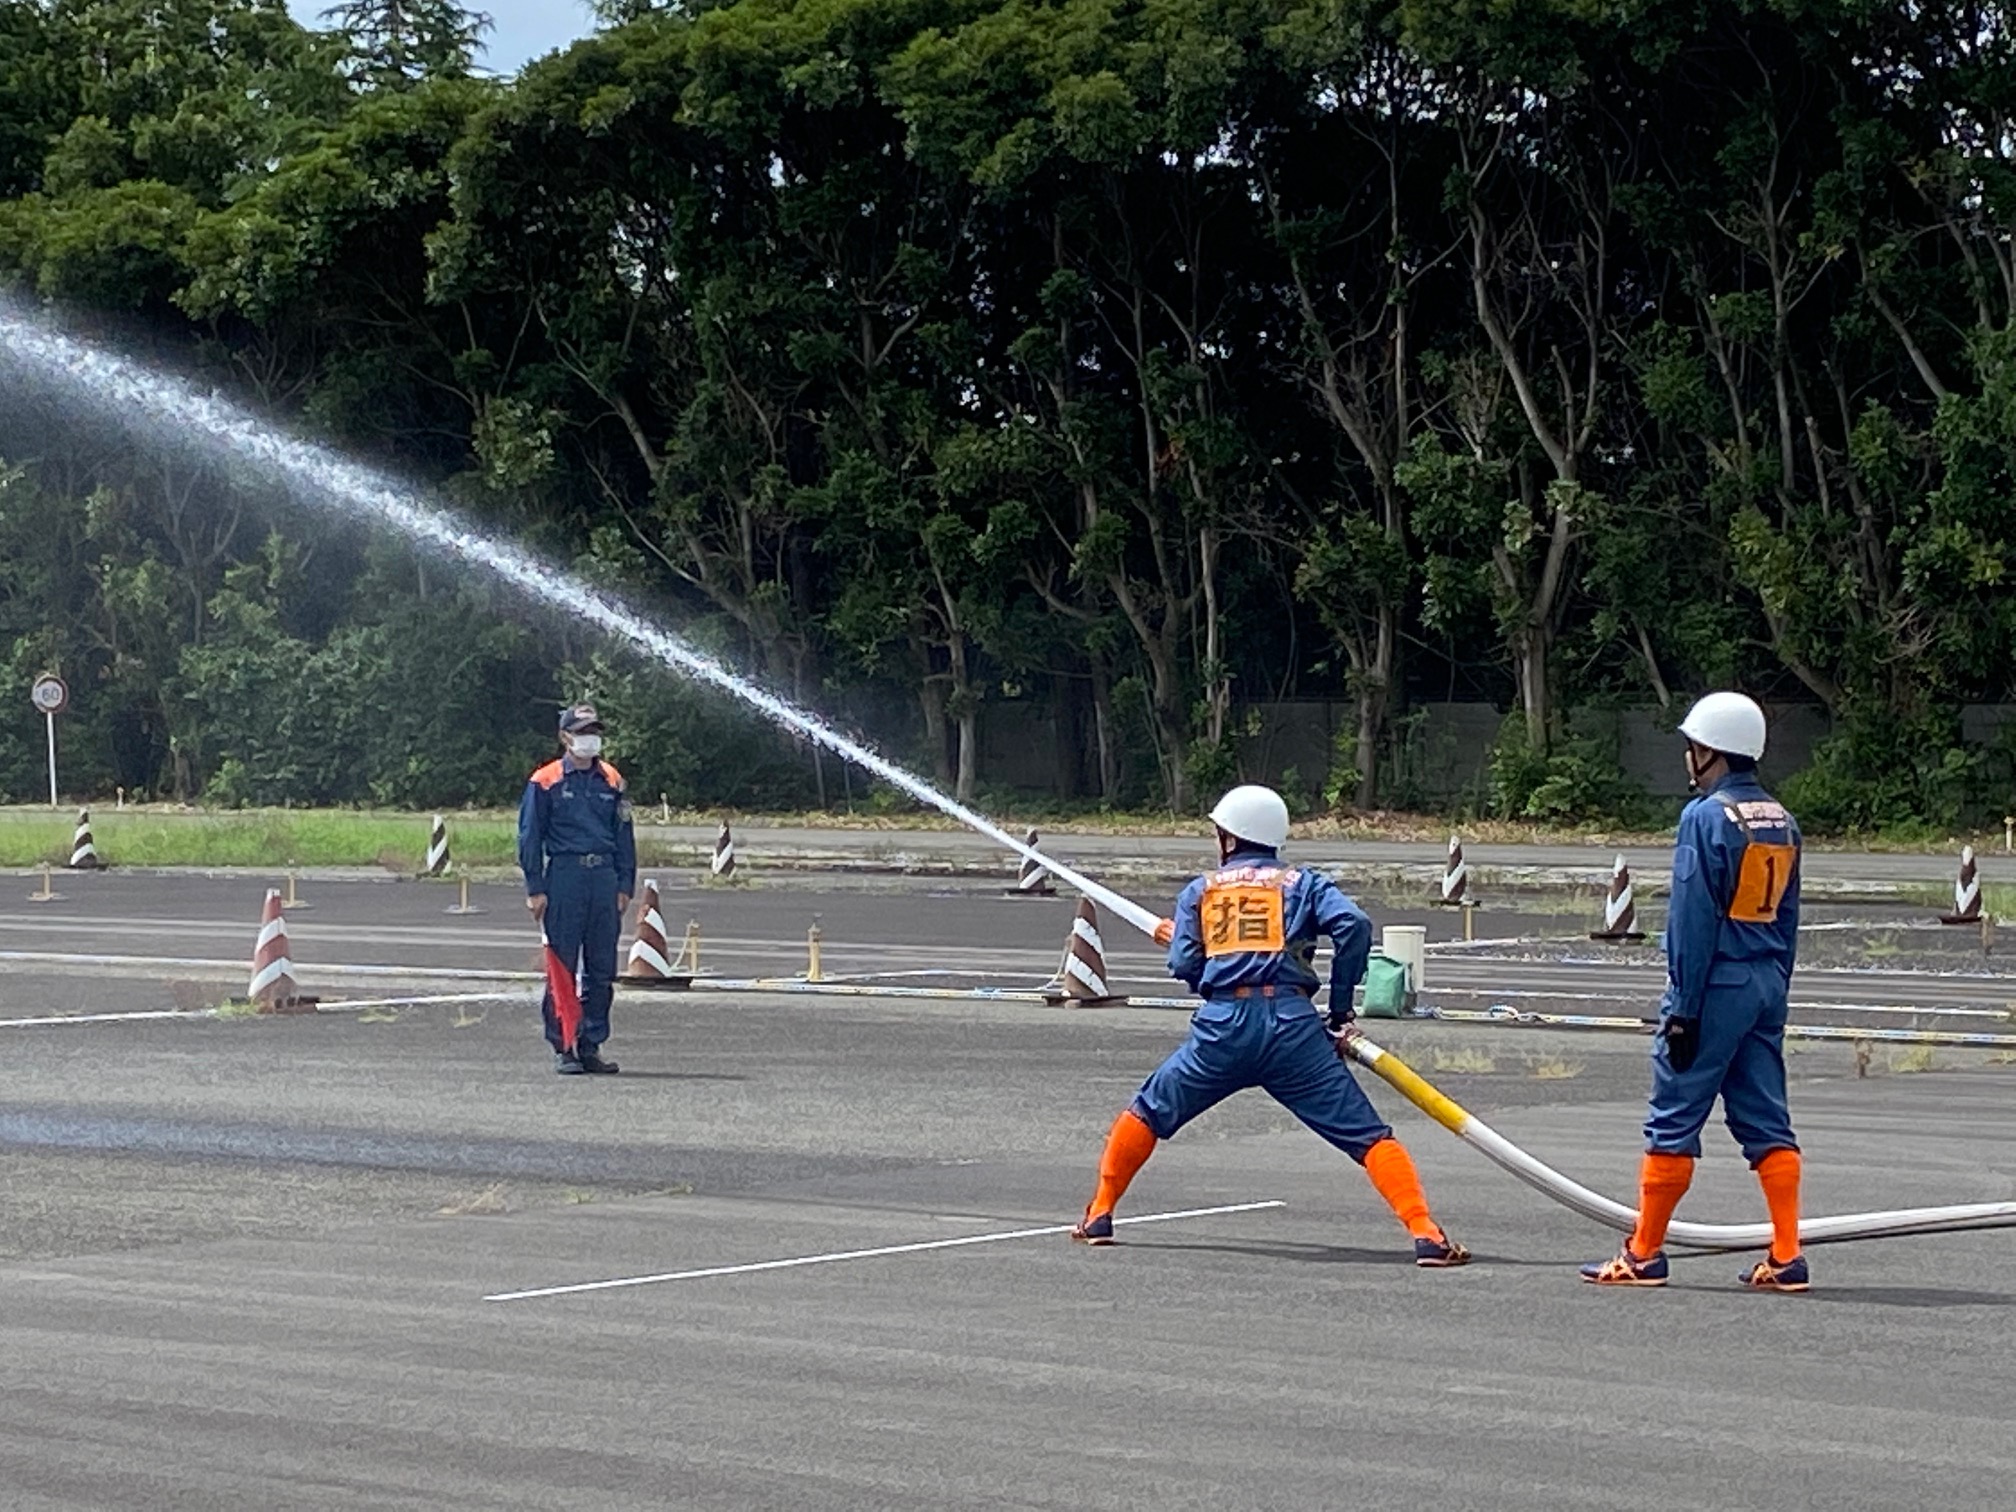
xmin=1414 ymin=1231 xmax=1472 ymax=1267
xmin=1739 ymin=1253 xmax=1809 ymax=1292
xmin=1071 ymin=1210 xmax=1116 ymax=1246
xmin=1580 ymin=1247 xmax=1669 ymax=1286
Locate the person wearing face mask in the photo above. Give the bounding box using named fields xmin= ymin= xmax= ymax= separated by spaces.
xmin=1582 ymin=691 xmax=1808 ymax=1291
xmin=518 ymin=703 xmax=636 ymax=1074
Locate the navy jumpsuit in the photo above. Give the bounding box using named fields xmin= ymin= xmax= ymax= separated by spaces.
xmin=1131 ymin=846 xmax=1394 ymax=1160
xmin=1646 ymin=771 xmax=1801 ymax=1164
xmin=518 ymin=756 xmax=636 ymax=1054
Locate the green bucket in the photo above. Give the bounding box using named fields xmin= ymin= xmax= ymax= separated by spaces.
xmin=1360 ymin=952 xmax=1410 ymax=1019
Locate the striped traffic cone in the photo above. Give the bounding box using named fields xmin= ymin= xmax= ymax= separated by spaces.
xmin=248 ymin=889 xmax=316 ymax=1013
xmin=624 ymin=879 xmax=691 ymax=989
xmin=709 ymin=820 xmax=737 ymax=881
xmin=1589 ymin=855 xmax=1646 ymax=941
xmin=1043 ymin=897 xmax=1128 ymax=1008
xmin=1007 ymin=828 xmax=1056 ymax=897
xmin=67 ymin=807 xmax=102 ymax=870
xmin=1437 ymin=835 xmax=1470 ymax=906
xmin=1942 ymin=846 xmax=1983 ymax=925
xmin=424 ymin=814 xmax=450 ymax=877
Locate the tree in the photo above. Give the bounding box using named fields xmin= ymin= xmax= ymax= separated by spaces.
xmin=320 ymin=0 xmax=492 ymax=87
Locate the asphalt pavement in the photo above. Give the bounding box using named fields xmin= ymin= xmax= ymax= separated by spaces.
xmin=0 ymin=873 xmax=2008 ymax=1018
xmin=630 ymin=822 xmax=2010 ymax=890
xmin=3 ymin=876 xmax=2015 ymax=1508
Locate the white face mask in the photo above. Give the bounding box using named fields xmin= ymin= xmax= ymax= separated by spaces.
xmin=569 ymin=733 xmax=603 ymax=760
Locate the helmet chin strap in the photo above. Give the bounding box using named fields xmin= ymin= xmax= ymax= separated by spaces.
xmin=1684 ymin=742 xmax=1724 ymax=794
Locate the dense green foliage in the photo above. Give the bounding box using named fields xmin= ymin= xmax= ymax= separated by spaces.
xmin=2 ymin=0 xmax=2014 ymax=824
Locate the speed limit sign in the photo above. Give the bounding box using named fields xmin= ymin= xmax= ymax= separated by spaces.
xmin=31 ymin=674 xmax=67 ymax=807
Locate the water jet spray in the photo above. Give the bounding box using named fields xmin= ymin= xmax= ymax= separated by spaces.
xmin=0 ymin=301 xmax=1164 ymax=935
xmin=6 ymin=303 xmax=2011 ymax=1252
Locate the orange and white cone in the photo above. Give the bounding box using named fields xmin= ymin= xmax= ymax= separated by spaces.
xmin=248 ymin=889 xmax=314 ymax=1012
xmin=1044 ymin=897 xmax=1127 ymax=1008
xmin=424 ymin=814 xmax=450 ymax=877
xmin=1589 ymin=854 xmax=1645 ymax=941
xmin=1942 ymin=846 xmax=1983 ymax=925
xmin=625 ymin=878 xmax=690 ymax=987
xmin=1438 ymin=835 xmax=1470 ymax=906
xmin=1009 ymin=827 xmax=1055 ymax=897
xmin=710 ymin=820 xmax=736 ymax=880
xmin=67 ymin=807 xmax=101 ymax=870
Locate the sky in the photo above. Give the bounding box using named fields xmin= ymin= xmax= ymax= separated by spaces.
xmin=286 ymin=1 xmax=604 ymax=76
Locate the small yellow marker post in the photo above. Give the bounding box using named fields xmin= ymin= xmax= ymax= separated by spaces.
xmin=444 ymin=875 xmax=484 ymax=916
xmin=806 ymin=919 xmax=824 ymax=982
xmin=28 ymin=863 xmax=61 ymax=903
xmin=1463 ymin=901 xmax=1476 ymax=943
xmin=674 ymin=920 xmax=701 ymax=975
xmin=281 ymin=870 xmax=312 ymax=911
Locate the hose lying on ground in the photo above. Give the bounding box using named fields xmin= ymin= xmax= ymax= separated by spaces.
xmin=1343 ymin=1030 xmax=2016 ymax=1252
xmin=1038 ymin=854 xmax=2016 ymax=1254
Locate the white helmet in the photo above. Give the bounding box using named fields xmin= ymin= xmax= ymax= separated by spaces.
xmin=1678 ymin=692 xmax=1767 ymax=759
xmin=1209 ymin=785 xmax=1291 ymax=850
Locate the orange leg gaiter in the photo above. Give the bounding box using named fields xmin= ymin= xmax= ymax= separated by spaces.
xmin=1755 ymin=1148 xmax=1803 ymax=1264
xmin=1630 ymin=1152 xmax=1696 ymax=1257
xmin=1363 ymin=1137 xmax=1442 ymax=1241
xmin=1087 ymin=1109 xmax=1157 ymax=1220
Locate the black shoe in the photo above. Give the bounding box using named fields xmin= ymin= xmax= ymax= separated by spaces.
xmin=578 ymin=1048 xmax=620 ymax=1075
xmin=555 ymin=1051 xmax=586 ymax=1075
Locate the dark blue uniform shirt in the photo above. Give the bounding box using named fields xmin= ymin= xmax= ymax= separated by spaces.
xmin=517 ymin=757 xmax=637 ymax=897
xmin=1663 ymin=770 xmax=1801 ymax=1022
xmin=1165 ymin=845 xmax=1373 ymax=1012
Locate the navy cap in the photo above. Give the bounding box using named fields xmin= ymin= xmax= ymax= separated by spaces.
xmin=558 ymin=703 xmax=603 ymax=734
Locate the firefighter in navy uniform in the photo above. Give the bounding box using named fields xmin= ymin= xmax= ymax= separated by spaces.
xmin=518 ymin=704 xmax=636 ymax=1074
xmin=1582 ymin=692 xmax=1808 ymax=1291
xmin=1069 ymin=785 xmax=1470 ymax=1266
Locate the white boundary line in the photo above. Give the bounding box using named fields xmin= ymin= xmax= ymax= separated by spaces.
xmin=0 ymin=1008 xmax=215 ymax=1027
xmin=0 ymin=949 xmax=534 ymax=981
xmin=0 ymin=990 xmax=531 ymax=1028
xmin=485 ymin=1198 xmax=1286 ymax=1302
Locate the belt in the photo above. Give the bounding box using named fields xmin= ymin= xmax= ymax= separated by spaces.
xmin=555 ymin=853 xmax=613 ymax=868
xmin=1231 ymin=985 xmax=1279 ymax=999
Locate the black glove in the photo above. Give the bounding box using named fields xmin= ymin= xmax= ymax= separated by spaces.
xmin=1660 ymin=1015 xmax=1700 ymax=1073
xmin=1328 ymin=1005 xmax=1356 ymax=1033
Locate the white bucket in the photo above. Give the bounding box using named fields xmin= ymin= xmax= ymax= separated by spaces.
xmin=1381 ymin=924 xmax=1428 ymax=993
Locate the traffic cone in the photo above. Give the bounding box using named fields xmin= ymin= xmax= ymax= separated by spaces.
xmin=1043 ymin=897 xmax=1128 ymax=1008
xmin=624 ymin=878 xmax=691 ymax=989
xmin=709 ymin=820 xmax=736 ymax=881
xmin=1589 ymin=855 xmax=1645 ymax=941
xmin=1437 ymin=835 xmax=1470 ymax=906
xmin=424 ymin=814 xmax=450 ymax=877
xmin=1942 ymin=846 xmax=1983 ymax=925
xmin=248 ymin=888 xmax=316 ymax=1013
xmin=1007 ymin=828 xmax=1056 ymax=897
xmin=67 ymin=807 xmax=102 ymax=870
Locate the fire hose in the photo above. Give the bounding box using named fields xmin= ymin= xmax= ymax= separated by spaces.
xmin=1040 ymin=848 xmax=2016 ymax=1254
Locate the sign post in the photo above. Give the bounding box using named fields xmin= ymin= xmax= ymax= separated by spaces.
xmin=30 ymin=675 xmax=68 ymax=810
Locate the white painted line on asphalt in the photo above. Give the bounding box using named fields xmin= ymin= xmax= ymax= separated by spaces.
xmin=0 ymin=949 xmax=536 ymax=981
xmin=0 ymin=991 xmax=533 ymax=1027
xmin=484 ymin=1199 xmax=1287 ymax=1302
xmin=316 ymin=990 xmax=537 ymax=1012
xmin=0 ymin=1008 xmax=214 ymax=1027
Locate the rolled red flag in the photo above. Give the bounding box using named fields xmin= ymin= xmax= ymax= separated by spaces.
xmin=542 ymin=938 xmax=583 ymax=1053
